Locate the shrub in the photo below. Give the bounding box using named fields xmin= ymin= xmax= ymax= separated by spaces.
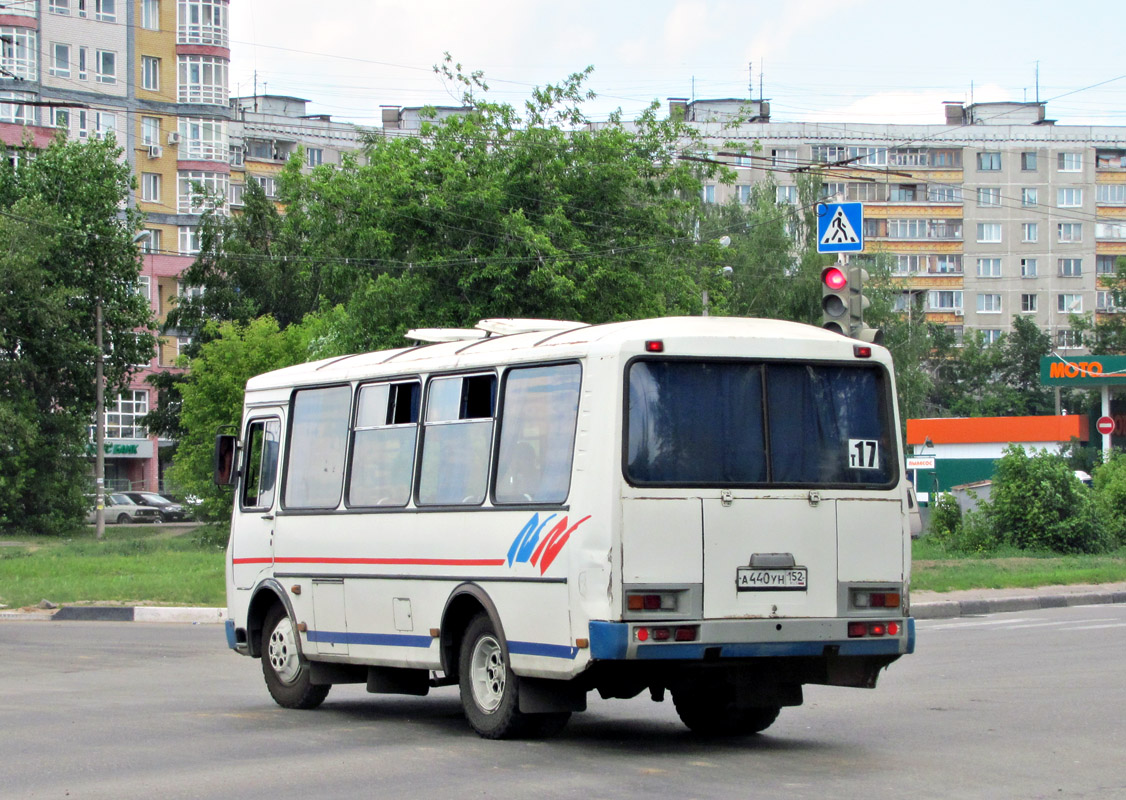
xmin=928 ymin=493 xmax=962 ymax=540
xmin=988 ymin=445 xmax=1109 ymax=554
xmin=1093 ymin=453 xmax=1126 ymax=547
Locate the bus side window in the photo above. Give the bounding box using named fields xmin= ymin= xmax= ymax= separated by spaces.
xmin=241 ymin=419 xmax=280 ymax=509
xmin=494 ymin=364 xmax=581 ymax=504
xmin=417 ymin=373 xmax=496 ymax=506
xmin=284 ymin=385 xmax=351 ymax=509
xmin=348 ymin=381 xmax=420 ymax=507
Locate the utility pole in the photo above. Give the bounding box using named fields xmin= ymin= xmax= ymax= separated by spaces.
xmin=94 ymin=297 xmax=105 ymax=540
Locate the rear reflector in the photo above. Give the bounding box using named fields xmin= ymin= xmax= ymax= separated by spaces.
xmin=645 ymin=340 xmax=664 ymax=352
xmin=853 ymin=345 xmax=872 ymax=358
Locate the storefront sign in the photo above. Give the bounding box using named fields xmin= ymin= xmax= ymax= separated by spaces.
xmin=85 ymin=440 xmax=154 ymax=459
xmin=1040 ymin=355 xmax=1126 ymax=386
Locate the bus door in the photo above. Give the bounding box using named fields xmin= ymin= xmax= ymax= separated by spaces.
xmin=231 ymin=414 xmax=282 ymax=590
xmin=702 ymin=494 xmax=838 ymax=619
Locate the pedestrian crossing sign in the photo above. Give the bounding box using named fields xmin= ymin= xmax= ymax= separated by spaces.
xmin=817 ymin=202 xmax=864 ymax=253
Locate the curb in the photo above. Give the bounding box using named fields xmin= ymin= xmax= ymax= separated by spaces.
xmin=45 ymin=606 xmax=228 ymax=624
xmin=911 ymin=590 xmax=1126 ymax=620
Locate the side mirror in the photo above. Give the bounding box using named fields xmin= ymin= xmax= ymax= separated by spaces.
xmin=213 ymin=434 xmax=239 ymax=487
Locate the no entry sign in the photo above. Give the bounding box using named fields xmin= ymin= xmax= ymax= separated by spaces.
xmin=1097 ymin=416 xmax=1115 ymax=436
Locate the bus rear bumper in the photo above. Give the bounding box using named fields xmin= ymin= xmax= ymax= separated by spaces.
xmin=589 ymin=617 xmax=915 ymax=661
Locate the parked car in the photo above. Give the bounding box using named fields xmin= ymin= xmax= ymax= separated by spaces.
xmin=122 ymin=491 xmax=189 ymax=522
xmin=85 ymin=493 xmax=163 ymax=525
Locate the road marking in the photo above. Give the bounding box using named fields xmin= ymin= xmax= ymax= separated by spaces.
xmin=921 ymin=618 xmax=1034 ymax=631
xmin=1068 ymin=623 xmax=1126 ymax=631
xmin=1005 ymin=618 xmax=1118 ymax=630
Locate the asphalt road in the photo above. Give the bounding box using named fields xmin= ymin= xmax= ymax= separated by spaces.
xmin=1 ymin=604 xmax=1124 ymax=800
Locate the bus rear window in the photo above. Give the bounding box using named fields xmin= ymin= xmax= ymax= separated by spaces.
xmin=626 ymin=360 xmax=894 ymax=487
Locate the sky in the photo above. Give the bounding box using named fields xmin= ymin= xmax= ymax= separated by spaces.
xmin=228 ymin=0 xmax=1126 ymax=128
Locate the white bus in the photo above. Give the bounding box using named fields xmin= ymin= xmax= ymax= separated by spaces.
xmin=217 ymin=316 xmax=915 ymax=739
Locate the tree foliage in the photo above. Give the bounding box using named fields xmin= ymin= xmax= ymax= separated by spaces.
xmin=0 ymin=136 xmax=155 ymax=533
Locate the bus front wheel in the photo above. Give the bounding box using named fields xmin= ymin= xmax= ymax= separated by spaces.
xmin=672 ymin=685 xmax=780 ymax=736
xmin=261 ymin=604 xmax=330 ymax=710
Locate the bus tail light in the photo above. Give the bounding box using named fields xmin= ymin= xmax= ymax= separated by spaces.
xmin=634 ymin=625 xmax=698 ymax=643
xmin=626 ymin=592 xmax=677 ymax=612
xmin=848 ymin=621 xmax=900 ymax=638
xmin=851 ymin=589 xmax=901 ymax=609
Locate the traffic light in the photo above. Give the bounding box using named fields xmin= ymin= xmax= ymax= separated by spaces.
xmin=821 ymin=264 xmax=884 ymax=344
xmin=821 ymin=265 xmax=849 ymax=335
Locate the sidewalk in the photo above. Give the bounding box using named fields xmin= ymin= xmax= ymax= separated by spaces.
xmin=3 ymin=583 xmax=1125 ymax=623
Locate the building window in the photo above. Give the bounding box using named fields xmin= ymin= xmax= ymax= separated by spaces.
xmin=931 ymin=149 xmax=962 ymax=168
xmin=1057 ymin=294 xmax=1083 ymax=313
xmin=1057 ymin=152 xmax=1082 ymax=172
xmin=700 ymin=185 xmax=715 ymax=203
xmin=141 ymin=228 xmax=162 ymax=253
xmin=142 ymin=0 xmax=160 ymax=29
xmin=1057 ymin=329 xmax=1081 ymax=349
xmin=1097 ymin=255 xmax=1120 ymax=275
xmin=1059 ymin=258 xmax=1082 ymax=277
xmin=771 ymin=148 xmax=797 ymax=167
xmin=78 ymin=46 xmax=87 ymax=80
xmin=1021 ymin=294 xmax=1038 ymax=313
xmin=141 ymin=173 xmax=161 ymax=203
xmin=1057 ymin=223 xmax=1082 ymax=243
xmin=732 ymin=154 xmax=753 ymax=167
xmin=733 ymin=184 xmax=750 ymax=204
xmin=136 ymin=275 xmax=152 ymax=301
xmin=95 ymin=50 xmax=116 ymax=84
xmin=847 ymin=146 xmax=886 ymax=167
xmin=178 ymin=170 xmax=228 ymax=214
xmin=95 ymin=0 xmax=117 ymax=22
xmin=928 ymin=290 xmax=963 ymax=312
xmin=775 ymin=185 xmax=797 ymax=204
xmin=142 ymin=56 xmax=160 ymax=91
xmin=1018 ymin=258 xmax=1037 ymax=279
xmin=981 ymin=329 xmax=1003 ymax=345
xmin=248 ymin=174 xmax=277 ymax=198
xmin=1 ymin=28 xmax=38 ymax=81
xmin=178 ymin=54 xmax=228 ymax=105
xmin=977 ymin=187 xmax=1001 ymax=207
xmin=50 ymin=0 xmax=71 ymax=13
xmin=307 ymin=148 xmax=323 ymax=167
xmin=141 ymin=116 xmax=161 ymax=146
xmin=1021 ymin=222 xmax=1038 ymax=243
xmin=179 ymin=117 xmax=228 ymax=161
xmin=50 ymin=108 xmax=69 ymax=129
xmin=178 ymin=226 xmax=201 ymax=254
xmin=106 ymin=391 xmax=148 ymax=439
xmin=977 ymin=223 xmax=1002 ymax=243
xmin=928 ymin=184 xmax=962 ymax=203
xmin=977 ymin=151 xmax=1001 ymax=171
xmin=1021 ymin=188 xmax=1038 ymax=207
xmin=889 ymin=185 xmax=918 ymax=202
xmin=50 ymin=43 xmax=71 ymax=78
xmin=847 ymin=182 xmax=880 ymax=202
xmin=1021 ymin=151 xmax=1038 ymax=171
xmin=894 ymin=255 xmax=921 ymax=275
xmin=0 ymin=92 xmax=36 ymax=126
xmin=95 ymin=111 xmax=116 ymax=140
xmin=1097 ymin=184 xmax=1126 ymax=205
xmin=1096 ymin=222 xmax=1126 ymax=240
xmin=977 ymin=294 xmax=1002 ymax=314
xmin=229 ymin=144 xmax=244 ymax=167
xmin=812 ymin=145 xmax=847 ymax=164
xmin=977 ymin=258 xmax=1002 ymax=278
xmin=1097 ymin=291 xmax=1117 ymax=312
xmin=178 ymin=0 xmax=228 ymax=47
xmin=1057 ymin=188 xmax=1083 ymax=208
xmin=228 ymin=182 xmax=244 ymax=206
xmin=934 ymin=254 xmax=963 ymax=274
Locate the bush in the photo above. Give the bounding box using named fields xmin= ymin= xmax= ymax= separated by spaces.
xmin=928 ymin=493 xmax=962 ymax=539
xmin=988 ymin=445 xmax=1109 ymax=554
xmin=1093 ymin=453 xmax=1126 ymax=547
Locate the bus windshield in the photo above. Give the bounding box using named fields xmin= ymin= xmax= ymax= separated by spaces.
xmin=626 ymin=360 xmax=894 ymax=487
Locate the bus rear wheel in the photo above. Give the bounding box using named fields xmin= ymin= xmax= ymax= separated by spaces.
xmin=672 ymin=685 xmax=780 ymax=736
xmin=261 ymin=604 xmax=330 ymax=710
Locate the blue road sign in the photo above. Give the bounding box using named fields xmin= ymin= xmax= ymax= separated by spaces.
xmin=817 ymin=202 xmax=864 ymax=253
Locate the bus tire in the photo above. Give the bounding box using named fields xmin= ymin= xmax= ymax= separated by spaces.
xmin=458 ymin=612 xmax=529 ymax=739
xmin=672 ymin=685 xmax=780 ymax=736
xmin=261 ymin=604 xmax=330 ymax=710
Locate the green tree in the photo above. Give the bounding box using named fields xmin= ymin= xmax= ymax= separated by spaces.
xmin=0 ymin=136 xmax=155 ymax=533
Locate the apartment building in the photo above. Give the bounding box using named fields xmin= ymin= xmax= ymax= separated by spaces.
xmin=683 ymin=98 xmax=1126 ymax=350
xmin=0 ymin=0 xmax=232 ymax=492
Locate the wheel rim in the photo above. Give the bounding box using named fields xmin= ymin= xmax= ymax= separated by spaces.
xmin=267 ymin=616 xmax=301 ymax=685
xmin=469 ymin=634 xmax=506 ymax=713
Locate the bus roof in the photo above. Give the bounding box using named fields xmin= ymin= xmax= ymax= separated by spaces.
xmin=244 ymin=316 xmax=887 ymax=392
